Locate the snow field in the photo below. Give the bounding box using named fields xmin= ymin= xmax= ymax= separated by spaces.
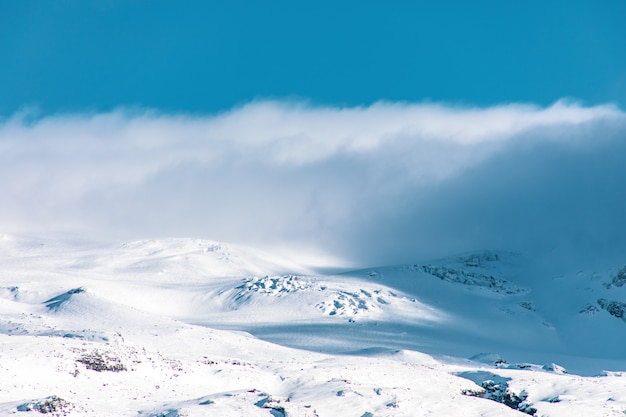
xmin=2 ymin=234 xmax=626 ymax=415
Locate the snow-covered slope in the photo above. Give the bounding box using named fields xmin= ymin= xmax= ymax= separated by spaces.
xmin=2 ymin=234 xmax=626 ymax=416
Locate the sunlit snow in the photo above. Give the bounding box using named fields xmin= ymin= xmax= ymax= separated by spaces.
xmin=2 ymin=234 xmax=626 ymax=416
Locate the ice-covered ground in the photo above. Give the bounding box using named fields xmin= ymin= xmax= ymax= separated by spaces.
xmin=2 ymin=234 xmax=626 ymax=416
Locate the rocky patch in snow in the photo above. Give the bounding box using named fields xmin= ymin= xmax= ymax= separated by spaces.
xmin=76 ymin=349 xmax=127 ymax=372
xmin=316 ymin=288 xmax=410 ymax=317
xmin=235 ymin=275 xmax=316 ymax=297
xmin=605 ymin=265 xmax=626 ymax=289
xmin=458 ymin=371 xmax=537 ymax=415
xmin=224 ymin=275 xmax=420 ymax=319
xmin=518 ymin=301 xmax=535 ymax=311
xmin=223 ymin=274 xmax=319 ymax=309
xmin=17 ymin=396 xmax=73 ymax=416
xmin=597 ymin=298 xmax=626 ymax=321
xmin=579 ymin=303 xmax=600 ymax=315
xmin=457 ymin=251 xmax=501 ymax=267
xmin=408 ymin=264 xmax=526 ymax=295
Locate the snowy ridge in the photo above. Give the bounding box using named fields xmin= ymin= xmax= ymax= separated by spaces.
xmin=403 ymin=251 xmax=527 ymax=295
xmin=2 ymin=236 xmax=626 ymax=416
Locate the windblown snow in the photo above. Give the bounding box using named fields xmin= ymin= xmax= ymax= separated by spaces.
xmin=2 ymin=234 xmax=626 ymax=416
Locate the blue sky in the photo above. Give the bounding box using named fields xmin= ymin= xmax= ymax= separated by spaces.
xmin=1 ymin=1 xmax=626 ymax=266
xmin=1 ymin=0 xmax=625 ymax=115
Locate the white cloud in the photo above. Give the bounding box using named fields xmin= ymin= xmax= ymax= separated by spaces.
xmin=0 ymin=100 xmax=624 ymax=266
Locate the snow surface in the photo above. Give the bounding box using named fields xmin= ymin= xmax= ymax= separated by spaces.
xmin=2 ymin=234 xmax=626 ymax=416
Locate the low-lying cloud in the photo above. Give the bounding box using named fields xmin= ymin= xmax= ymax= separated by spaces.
xmin=1 ymin=100 xmax=624 ymax=266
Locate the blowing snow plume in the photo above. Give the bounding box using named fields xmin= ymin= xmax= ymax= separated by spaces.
xmin=0 ymin=100 xmax=624 ymax=266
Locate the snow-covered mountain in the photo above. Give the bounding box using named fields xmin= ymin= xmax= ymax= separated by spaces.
xmin=2 ymin=234 xmax=626 ymax=416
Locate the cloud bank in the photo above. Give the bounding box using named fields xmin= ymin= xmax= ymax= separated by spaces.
xmin=1 ymin=100 xmax=625 ymax=266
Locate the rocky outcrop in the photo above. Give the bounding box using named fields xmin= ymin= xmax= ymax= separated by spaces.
xmin=17 ymin=396 xmax=72 ymax=415
xmin=597 ymin=298 xmax=626 ymax=321
xmin=77 ymin=350 xmax=127 ymax=372
xmin=606 ymin=266 xmax=626 ymax=289
xmin=458 ymin=371 xmax=536 ymax=415
xmin=411 ymin=264 xmax=526 ymax=295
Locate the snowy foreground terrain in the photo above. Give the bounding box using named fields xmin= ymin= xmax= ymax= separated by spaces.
xmin=2 ymin=235 xmax=626 ymax=416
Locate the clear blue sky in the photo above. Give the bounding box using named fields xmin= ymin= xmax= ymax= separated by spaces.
xmin=1 ymin=0 xmax=625 ymax=115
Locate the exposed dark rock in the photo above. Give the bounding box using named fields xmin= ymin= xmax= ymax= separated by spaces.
xmin=579 ymin=304 xmax=599 ymax=315
xmin=519 ymin=301 xmax=535 ymax=311
xmin=458 ymin=371 xmax=536 ymax=415
xmin=597 ymin=299 xmax=626 ymax=321
xmin=606 ymin=266 xmax=626 ymax=289
xmin=17 ymin=396 xmax=71 ymax=415
xmin=458 ymin=251 xmax=500 ymax=267
xmin=411 ymin=264 xmax=525 ymax=294
xmin=77 ymin=350 xmax=127 ymax=372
